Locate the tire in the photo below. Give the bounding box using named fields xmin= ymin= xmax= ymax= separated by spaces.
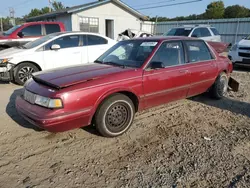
xmin=14 ymin=63 xmax=39 ymax=85
xmin=210 ymin=72 xmax=228 ymax=99
xmin=94 ymin=94 xmax=135 ymax=137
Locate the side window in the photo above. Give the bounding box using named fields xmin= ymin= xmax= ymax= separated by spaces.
xmin=185 ymin=41 xmax=213 ymax=62
xmin=211 ymin=28 xmax=220 ymax=36
xmin=191 ymin=28 xmax=201 ymax=38
xmin=87 ymin=35 xmax=107 ymax=46
xmin=44 ymin=35 xmax=80 ymax=50
xmin=200 ymin=28 xmax=211 ymax=37
xmin=150 ymin=41 xmax=184 ymax=67
xmin=45 ymin=24 xmax=60 ymax=34
xmin=20 ymin=24 xmax=42 ymax=36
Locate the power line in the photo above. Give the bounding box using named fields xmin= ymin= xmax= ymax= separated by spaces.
xmin=133 ymin=0 xmax=176 ymax=8
xmin=137 ymin=0 xmax=202 ymax=10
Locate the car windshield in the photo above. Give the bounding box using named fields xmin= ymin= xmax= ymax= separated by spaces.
xmin=96 ymin=40 xmax=159 ymax=68
xmin=23 ymin=32 xmax=61 ymax=49
xmin=3 ymin=25 xmax=22 ymax=36
xmin=246 ymin=35 xmax=250 ymax=40
xmin=165 ymin=28 xmax=193 ymax=36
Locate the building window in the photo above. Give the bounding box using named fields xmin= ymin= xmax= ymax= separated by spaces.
xmin=79 ymin=16 xmax=99 ymax=33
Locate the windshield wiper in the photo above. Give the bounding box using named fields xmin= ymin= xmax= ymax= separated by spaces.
xmin=103 ymin=61 xmax=127 ymax=68
xmin=94 ymin=60 xmax=103 ymax=64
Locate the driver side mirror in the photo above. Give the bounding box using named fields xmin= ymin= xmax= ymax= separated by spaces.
xmin=17 ymin=32 xmax=24 ymax=38
xmin=149 ymin=61 xmax=164 ymax=69
xmin=51 ymin=44 xmax=61 ymax=50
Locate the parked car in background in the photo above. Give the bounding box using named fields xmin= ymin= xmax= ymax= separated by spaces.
xmin=117 ymin=29 xmax=153 ymax=41
xmin=15 ymin=37 xmax=237 ymax=137
xmin=164 ymin=25 xmax=221 ymax=42
xmin=0 ymin=32 xmax=116 ymax=85
xmin=0 ymin=22 xmax=65 ymax=50
xmin=228 ymin=35 xmax=250 ymax=67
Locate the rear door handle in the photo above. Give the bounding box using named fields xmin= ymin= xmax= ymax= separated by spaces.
xmin=179 ymin=70 xmax=189 ymax=74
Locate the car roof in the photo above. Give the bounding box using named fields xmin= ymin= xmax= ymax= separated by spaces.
xmin=132 ymin=36 xmax=200 ymax=42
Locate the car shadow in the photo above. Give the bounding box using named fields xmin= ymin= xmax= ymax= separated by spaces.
xmin=191 ymin=93 xmax=250 ymax=118
xmin=6 ymin=88 xmax=43 ymax=132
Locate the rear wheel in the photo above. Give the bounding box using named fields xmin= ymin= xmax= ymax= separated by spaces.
xmin=210 ymin=72 xmax=228 ymax=99
xmin=14 ymin=63 xmax=39 ymax=85
xmin=94 ymin=94 xmax=135 ymax=137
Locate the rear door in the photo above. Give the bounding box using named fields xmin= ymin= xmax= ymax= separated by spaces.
xmin=184 ymin=40 xmax=218 ymax=97
xmin=191 ymin=28 xmax=213 ymax=41
xmin=86 ymin=35 xmax=110 ymax=62
xmin=143 ymin=41 xmax=190 ymax=108
xmin=44 ymin=24 xmax=61 ymax=35
xmin=43 ymin=35 xmax=82 ymax=69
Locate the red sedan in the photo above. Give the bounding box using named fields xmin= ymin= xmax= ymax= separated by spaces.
xmin=16 ymin=37 xmax=235 ymax=137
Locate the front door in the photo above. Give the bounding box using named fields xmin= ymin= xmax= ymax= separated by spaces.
xmin=43 ymin=35 xmax=84 ymax=69
xmin=143 ymin=41 xmax=190 ymax=108
xmin=184 ymin=40 xmax=218 ymax=97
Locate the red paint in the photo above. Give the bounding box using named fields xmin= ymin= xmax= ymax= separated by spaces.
xmin=16 ymin=37 xmax=231 ymax=132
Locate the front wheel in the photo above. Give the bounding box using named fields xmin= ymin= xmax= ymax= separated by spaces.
xmin=94 ymin=94 xmax=135 ymax=137
xmin=14 ymin=63 xmax=39 ymax=85
xmin=209 ymin=72 xmax=228 ymax=99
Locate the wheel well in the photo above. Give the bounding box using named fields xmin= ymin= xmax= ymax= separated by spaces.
xmin=14 ymin=61 xmax=42 ymax=71
xmin=90 ymin=91 xmax=139 ymax=125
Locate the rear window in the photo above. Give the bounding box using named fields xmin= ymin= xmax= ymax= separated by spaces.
xmin=185 ymin=41 xmax=213 ymax=62
xmin=165 ymin=28 xmax=193 ymax=36
xmin=211 ymin=28 xmax=220 ymax=36
xmin=45 ymin=24 xmax=60 ymax=34
xmin=87 ymin=35 xmax=107 ymax=45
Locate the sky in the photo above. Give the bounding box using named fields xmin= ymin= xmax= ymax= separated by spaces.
xmin=0 ymin=0 xmax=250 ymax=18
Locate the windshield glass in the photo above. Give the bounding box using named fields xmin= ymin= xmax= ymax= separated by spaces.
xmin=24 ymin=32 xmax=61 ymax=49
xmin=246 ymin=35 xmax=250 ymax=40
xmin=165 ymin=28 xmax=193 ymax=36
xmin=96 ymin=40 xmax=159 ymax=68
xmin=3 ymin=25 xmax=22 ymax=36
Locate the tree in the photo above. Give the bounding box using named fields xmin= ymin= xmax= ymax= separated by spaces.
xmin=52 ymin=1 xmax=65 ymax=11
xmin=205 ymin=1 xmax=225 ymax=19
xmin=41 ymin=7 xmax=51 ymax=14
xmin=224 ymin=5 xmax=250 ymax=18
xmin=27 ymin=8 xmax=42 ymax=18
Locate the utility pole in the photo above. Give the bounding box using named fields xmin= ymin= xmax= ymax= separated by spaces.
xmin=9 ymin=7 xmax=15 ymax=26
xmin=49 ymin=0 xmax=54 ymax=12
xmin=0 ymin=17 xmax=3 ymax=32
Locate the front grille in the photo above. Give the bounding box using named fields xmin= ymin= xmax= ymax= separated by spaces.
xmin=238 ymin=52 xmax=250 ymax=58
xmin=239 ymin=47 xmax=250 ymax=50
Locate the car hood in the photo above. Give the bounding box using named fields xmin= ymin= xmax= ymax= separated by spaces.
xmin=32 ymin=63 xmax=133 ymax=89
xmin=0 ymin=34 xmax=9 ymax=40
xmin=0 ymin=47 xmax=27 ymax=58
xmin=238 ymin=39 xmax=250 ymax=47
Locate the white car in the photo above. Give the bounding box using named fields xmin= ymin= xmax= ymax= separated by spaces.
xmin=164 ymin=25 xmax=221 ymax=42
xmin=228 ymin=35 xmax=250 ymax=67
xmin=0 ymin=32 xmax=116 ymax=85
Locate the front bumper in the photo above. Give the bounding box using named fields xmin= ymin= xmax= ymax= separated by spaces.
xmin=0 ymin=63 xmax=14 ymax=81
xmin=15 ymin=95 xmax=92 ymax=132
xmin=228 ymin=50 xmax=250 ymax=66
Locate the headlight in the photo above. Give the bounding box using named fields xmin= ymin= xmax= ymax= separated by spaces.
xmin=230 ymin=44 xmax=238 ymax=51
xmin=0 ymin=58 xmax=12 ymax=63
xmin=35 ymin=95 xmax=63 ymax=108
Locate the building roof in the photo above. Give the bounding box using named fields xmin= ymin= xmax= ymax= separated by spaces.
xmin=26 ymin=0 xmax=148 ymax=21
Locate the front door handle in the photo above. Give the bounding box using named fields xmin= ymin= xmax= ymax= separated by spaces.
xmin=179 ymin=70 xmax=189 ymax=74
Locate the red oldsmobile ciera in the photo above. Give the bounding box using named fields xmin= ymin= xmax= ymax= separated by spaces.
xmin=16 ymin=37 xmax=237 ymax=137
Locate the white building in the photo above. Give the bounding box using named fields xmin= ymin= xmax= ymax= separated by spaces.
xmin=27 ymin=0 xmax=152 ymax=40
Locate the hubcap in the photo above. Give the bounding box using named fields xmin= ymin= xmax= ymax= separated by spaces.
xmin=18 ymin=66 xmax=35 ymax=83
xmin=219 ymin=76 xmax=228 ymax=95
xmin=105 ymin=102 xmax=130 ymax=133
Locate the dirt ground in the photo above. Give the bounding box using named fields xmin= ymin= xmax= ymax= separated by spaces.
xmin=0 ymin=69 xmax=250 ymax=188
